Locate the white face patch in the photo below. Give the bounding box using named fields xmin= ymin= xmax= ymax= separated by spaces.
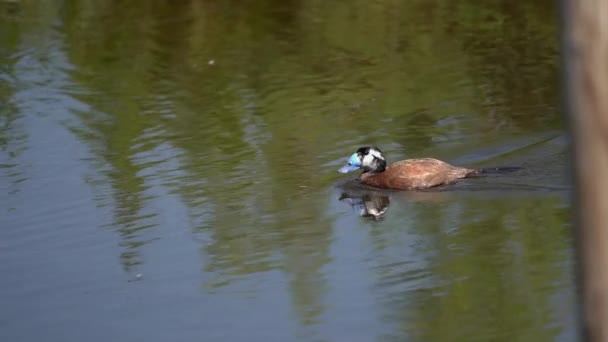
xmin=361 ymin=148 xmax=384 ymax=167
xmin=368 ymin=148 xmax=384 ymax=160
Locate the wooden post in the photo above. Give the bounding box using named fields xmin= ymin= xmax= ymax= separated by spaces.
xmin=563 ymin=0 xmax=608 ymax=340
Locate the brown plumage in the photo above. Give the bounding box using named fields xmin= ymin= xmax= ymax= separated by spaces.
xmin=338 ymin=147 xmax=478 ymax=191
xmin=360 ymin=158 xmax=476 ymax=190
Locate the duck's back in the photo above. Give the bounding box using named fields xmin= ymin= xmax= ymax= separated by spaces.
xmin=360 ymin=158 xmax=475 ymax=190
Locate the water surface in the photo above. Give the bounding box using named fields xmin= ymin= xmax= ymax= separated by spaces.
xmin=0 ymin=1 xmax=574 ymax=341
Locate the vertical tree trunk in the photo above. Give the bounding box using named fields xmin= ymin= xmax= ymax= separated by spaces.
xmin=563 ymin=0 xmax=608 ymax=340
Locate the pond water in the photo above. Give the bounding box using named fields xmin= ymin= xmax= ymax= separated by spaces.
xmin=0 ymin=1 xmax=576 ymax=341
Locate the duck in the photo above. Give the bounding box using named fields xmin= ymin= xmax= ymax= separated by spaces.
xmin=337 ymin=146 xmax=479 ymax=190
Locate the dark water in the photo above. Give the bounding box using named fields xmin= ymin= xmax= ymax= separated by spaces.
xmin=0 ymin=1 xmax=575 ymax=341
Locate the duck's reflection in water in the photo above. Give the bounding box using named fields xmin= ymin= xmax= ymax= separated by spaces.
xmin=337 ymin=180 xmax=453 ymax=219
xmin=339 ymin=190 xmax=391 ymax=219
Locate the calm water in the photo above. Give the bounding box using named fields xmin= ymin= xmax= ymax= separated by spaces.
xmin=0 ymin=1 xmax=575 ymax=341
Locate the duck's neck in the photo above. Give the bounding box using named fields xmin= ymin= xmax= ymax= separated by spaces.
xmin=361 ymin=166 xmax=387 ymax=180
xmin=362 ymin=169 xmax=385 ymax=175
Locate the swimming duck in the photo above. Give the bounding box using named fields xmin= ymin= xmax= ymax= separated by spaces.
xmin=338 ymin=146 xmax=479 ymax=190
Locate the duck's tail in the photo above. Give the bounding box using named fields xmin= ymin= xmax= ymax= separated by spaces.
xmin=466 ymin=166 xmax=522 ymax=177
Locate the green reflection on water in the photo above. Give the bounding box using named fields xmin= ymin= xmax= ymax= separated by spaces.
xmin=371 ymin=195 xmax=571 ymax=341
xmin=0 ymin=0 xmax=571 ymax=340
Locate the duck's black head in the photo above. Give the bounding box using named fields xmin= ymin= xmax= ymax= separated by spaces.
xmin=338 ymin=146 xmax=387 ymax=174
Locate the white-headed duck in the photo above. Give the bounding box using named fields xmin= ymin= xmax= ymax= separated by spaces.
xmin=338 ymin=146 xmax=480 ymax=190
